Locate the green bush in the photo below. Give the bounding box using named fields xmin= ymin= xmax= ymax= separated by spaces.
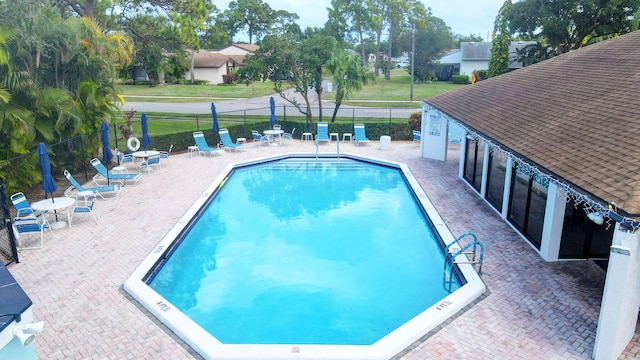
xmin=451 ymin=75 xmax=469 ymax=84
xmin=475 ymin=70 xmax=488 ymax=80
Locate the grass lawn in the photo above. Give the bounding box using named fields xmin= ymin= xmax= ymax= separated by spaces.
xmin=119 ymin=68 xmax=465 ymax=106
xmin=119 ymin=81 xmax=277 ymax=102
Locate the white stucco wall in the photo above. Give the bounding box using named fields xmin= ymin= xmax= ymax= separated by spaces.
xmin=460 ymin=60 xmax=489 ymax=76
xmin=184 ymin=68 xmax=225 ymax=85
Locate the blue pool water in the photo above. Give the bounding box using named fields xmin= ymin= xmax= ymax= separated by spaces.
xmin=147 ymin=158 xmax=461 ymax=346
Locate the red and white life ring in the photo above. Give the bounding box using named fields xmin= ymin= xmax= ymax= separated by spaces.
xmin=127 ymin=136 xmax=140 ymax=152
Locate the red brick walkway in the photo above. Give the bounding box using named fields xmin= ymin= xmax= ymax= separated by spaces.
xmin=8 ymin=140 xmax=640 ymax=359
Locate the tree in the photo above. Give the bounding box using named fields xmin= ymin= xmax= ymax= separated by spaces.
xmin=383 ymin=0 xmax=429 ymax=80
xmin=60 ymin=0 xmax=213 ymax=84
xmin=454 ymin=33 xmax=484 ymax=47
xmin=239 ymin=30 xmax=335 ymax=123
xmin=326 ymin=0 xmax=374 ymax=64
xmin=222 ymin=0 xmax=275 ymax=44
xmin=0 ymin=0 xmax=132 ymax=144
xmin=302 ymin=29 xmax=337 ymax=122
xmin=397 ymin=16 xmax=454 ymax=81
xmin=487 ymin=0 xmax=512 ymax=78
xmin=506 ymin=0 xmax=639 ymax=54
xmin=325 ymin=50 xmax=374 ymax=122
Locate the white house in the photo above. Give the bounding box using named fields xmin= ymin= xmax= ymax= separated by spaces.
xmin=438 ymin=41 xmax=537 ymax=78
xmin=183 ymin=44 xmax=259 ymax=85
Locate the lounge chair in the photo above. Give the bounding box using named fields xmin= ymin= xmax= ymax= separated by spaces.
xmin=11 ymin=192 xmax=41 ymax=220
xmin=218 ymin=129 xmax=244 ymax=152
xmin=354 ymin=124 xmax=371 ymax=146
xmin=316 ymin=122 xmax=330 ymax=144
xmin=193 ymin=131 xmax=224 ymax=156
xmin=90 ymin=158 xmax=143 ymax=186
xmin=12 ymin=217 xmax=50 ymax=250
xmin=64 ymin=170 xmax=121 ymax=199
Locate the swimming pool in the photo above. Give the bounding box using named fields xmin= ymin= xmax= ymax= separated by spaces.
xmin=125 ymin=153 xmax=486 ymax=359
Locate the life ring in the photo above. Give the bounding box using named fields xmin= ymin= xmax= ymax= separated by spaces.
xmin=127 ymin=136 xmax=140 ymax=152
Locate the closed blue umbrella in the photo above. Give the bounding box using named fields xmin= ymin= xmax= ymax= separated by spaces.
xmin=38 ymin=142 xmax=57 ymax=200
xmin=101 ymin=120 xmax=113 ymax=164
xmin=211 ymin=103 xmax=219 ymax=132
xmin=269 ymin=96 xmax=277 ymax=125
xmin=141 ymin=112 xmax=152 ymax=149
xmin=101 ymin=120 xmax=113 ymax=185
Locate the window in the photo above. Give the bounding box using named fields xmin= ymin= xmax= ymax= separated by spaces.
xmin=508 ymin=164 xmax=548 ymax=249
xmin=559 ymin=200 xmax=614 ymax=259
xmin=463 ymin=138 xmax=483 ymax=192
xmin=486 ymin=152 xmax=507 ymax=212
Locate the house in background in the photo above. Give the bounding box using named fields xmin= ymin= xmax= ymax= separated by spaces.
xmin=421 ymin=30 xmax=640 ymax=360
xmin=438 ymin=41 xmax=537 ymax=79
xmin=184 ymin=44 xmax=258 ymax=85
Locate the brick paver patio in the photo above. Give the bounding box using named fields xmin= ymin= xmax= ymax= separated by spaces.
xmin=7 ymin=139 xmax=640 ymax=359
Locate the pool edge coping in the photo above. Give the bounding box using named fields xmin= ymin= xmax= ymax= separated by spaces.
xmin=123 ymin=152 xmax=487 ymax=360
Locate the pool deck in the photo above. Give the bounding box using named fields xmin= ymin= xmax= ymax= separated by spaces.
xmin=7 ymin=139 xmax=640 ymax=359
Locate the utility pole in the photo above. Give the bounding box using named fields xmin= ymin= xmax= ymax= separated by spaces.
xmin=410 ymin=24 xmax=415 ymax=102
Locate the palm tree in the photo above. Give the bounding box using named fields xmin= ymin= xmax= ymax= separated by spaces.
xmin=325 ymin=50 xmax=374 ymax=122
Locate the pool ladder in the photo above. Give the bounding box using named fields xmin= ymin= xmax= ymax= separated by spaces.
xmin=315 ymin=136 xmax=340 ymax=161
xmin=443 ymin=232 xmax=484 ymax=292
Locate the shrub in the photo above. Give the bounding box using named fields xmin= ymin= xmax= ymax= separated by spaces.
xmin=475 ymin=70 xmax=488 ymax=80
xmin=408 ymin=112 xmax=421 ymax=131
xmin=451 ymin=75 xmax=469 ymax=84
xmin=222 ymin=74 xmax=236 ymax=84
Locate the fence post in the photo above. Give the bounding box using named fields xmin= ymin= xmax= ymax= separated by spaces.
xmin=389 ymin=108 xmax=392 ymax=137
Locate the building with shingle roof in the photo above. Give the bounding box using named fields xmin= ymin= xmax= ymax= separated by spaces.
xmin=184 ymin=44 xmax=258 ymax=84
xmin=420 ymin=30 xmax=640 ymax=360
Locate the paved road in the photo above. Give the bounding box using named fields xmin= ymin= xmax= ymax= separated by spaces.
xmin=124 ymin=87 xmax=421 ymax=119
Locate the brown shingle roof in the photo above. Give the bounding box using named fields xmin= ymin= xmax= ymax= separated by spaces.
xmin=233 ymin=43 xmax=259 ymax=53
xmin=426 ymin=30 xmax=640 ymax=215
xmin=192 ymin=51 xmax=228 ymax=68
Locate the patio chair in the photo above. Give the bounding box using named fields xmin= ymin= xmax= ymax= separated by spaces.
xmin=252 ymin=130 xmax=269 ymax=147
xmin=316 ymin=122 xmax=330 ymax=144
xmin=12 ymin=216 xmax=50 ymax=250
xmin=159 ymin=144 xmax=173 ymax=159
xmin=90 ymin=158 xmax=143 ymax=186
xmin=70 ymin=192 xmax=98 ymax=226
xmin=116 ymin=148 xmax=134 ymax=166
xmin=218 ymin=129 xmax=244 ymax=152
xmin=412 ymin=130 xmax=421 ymax=143
xmin=139 ymin=154 xmax=162 ymax=173
xmin=193 ymin=131 xmax=224 ymax=156
xmin=273 ymin=124 xmax=281 ymax=130
xmin=281 ymin=128 xmax=296 ymax=143
xmin=63 ymin=170 xmax=121 ymax=199
xmin=354 ymin=123 xmax=371 ymax=146
xmin=10 ymin=192 xmax=41 ymax=220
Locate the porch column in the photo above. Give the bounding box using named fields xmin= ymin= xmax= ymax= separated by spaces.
xmin=538 ymin=183 xmax=565 ymax=262
xmin=593 ymin=227 xmax=640 ymax=360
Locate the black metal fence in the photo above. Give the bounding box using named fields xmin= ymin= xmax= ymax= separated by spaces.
xmin=0 ymin=184 xmax=19 ymax=265
xmin=108 ymin=104 xmax=420 ymax=156
xmin=0 ymin=134 xmax=98 ymax=213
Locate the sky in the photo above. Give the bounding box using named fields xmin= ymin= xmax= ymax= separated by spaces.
xmin=215 ymin=0 xmax=507 ymax=42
